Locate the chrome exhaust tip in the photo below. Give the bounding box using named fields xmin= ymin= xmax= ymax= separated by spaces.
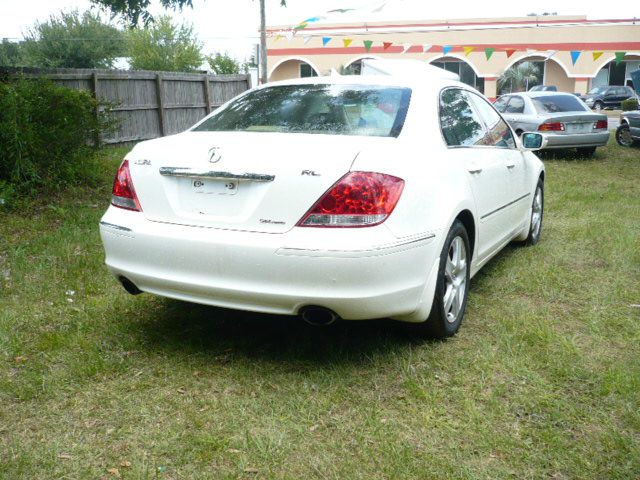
xmin=300 ymin=306 xmax=340 ymax=327
xmin=118 ymin=276 xmax=142 ymax=295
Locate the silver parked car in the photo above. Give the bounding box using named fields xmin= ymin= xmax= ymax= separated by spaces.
xmin=494 ymin=92 xmax=610 ymax=155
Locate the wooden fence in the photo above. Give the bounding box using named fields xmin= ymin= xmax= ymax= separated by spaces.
xmin=1 ymin=67 xmax=251 ymax=144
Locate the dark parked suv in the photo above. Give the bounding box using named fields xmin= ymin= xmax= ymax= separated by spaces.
xmin=581 ymin=86 xmax=637 ymax=111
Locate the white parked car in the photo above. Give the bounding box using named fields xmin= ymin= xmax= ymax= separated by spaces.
xmin=100 ymin=72 xmax=546 ymax=338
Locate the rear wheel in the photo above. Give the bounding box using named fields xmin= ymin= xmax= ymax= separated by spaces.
xmin=616 ymin=124 xmax=637 ymax=147
xmin=412 ymin=220 xmax=470 ymax=339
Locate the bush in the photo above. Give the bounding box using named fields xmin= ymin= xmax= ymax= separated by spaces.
xmin=621 ymin=98 xmax=639 ymax=111
xmin=0 ymin=77 xmax=110 ymax=194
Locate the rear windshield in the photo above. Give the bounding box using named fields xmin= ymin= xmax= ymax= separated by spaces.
xmin=193 ymin=84 xmax=412 ymax=137
xmin=531 ymin=95 xmax=588 ymax=113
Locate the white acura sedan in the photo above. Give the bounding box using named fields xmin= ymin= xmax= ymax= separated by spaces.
xmin=100 ymin=69 xmax=546 ymax=338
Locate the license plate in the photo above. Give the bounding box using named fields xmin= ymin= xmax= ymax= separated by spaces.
xmin=565 ymin=123 xmax=591 ymax=133
xmin=191 ymin=178 xmax=239 ymax=195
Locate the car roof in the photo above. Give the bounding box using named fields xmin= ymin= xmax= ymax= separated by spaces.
xmin=502 ymin=91 xmax=575 ymax=98
xmin=261 ymin=73 xmax=462 ymax=96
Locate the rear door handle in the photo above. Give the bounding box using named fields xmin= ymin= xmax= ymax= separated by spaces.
xmin=506 ymin=163 xmax=516 ymax=169
xmin=468 ymin=167 xmax=483 ymax=174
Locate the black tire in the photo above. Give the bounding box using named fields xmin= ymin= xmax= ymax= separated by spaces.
xmin=576 ymin=146 xmax=597 ymax=156
xmin=616 ymin=124 xmax=638 ymax=147
xmin=525 ymin=179 xmax=544 ymax=246
xmin=412 ymin=220 xmax=470 ymax=339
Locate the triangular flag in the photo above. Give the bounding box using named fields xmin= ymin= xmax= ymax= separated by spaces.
xmin=485 ymin=48 xmax=495 ymax=60
xmin=294 ymin=23 xmax=308 ymax=30
xmin=463 ymin=46 xmax=474 ymax=56
xmin=363 ymin=40 xmax=373 ymax=52
xmin=570 ymin=51 xmax=582 ymax=65
xmin=592 ymin=51 xmax=603 ymax=61
xmin=286 ymin=31 xmax=295 ymax=42
xmin=547 ymin=50 xmax=558 ymax=59
xmin=402 ymin=43 xmax=412 ymax=54
xmin=423 ymin=44 xmax=432 ymax=53
xmin=343 ymin=38 xmax=353 ymax=48
xmin=274 ymin=34 xmax=284 ymax=42
xmin=383 ymin=42 xmax=393 ymax=50
xmin=303 ymin=36 xmax=312 ymax=45
xmin=615 ymin=52 xmax=626 ymax=64
xmin=506 ymin=49 xmax=517 ymax=58
xmin=443 ymin=45 xmax=453 ymax=55
xmin=322 ymin=37 xmax=332 ymax=47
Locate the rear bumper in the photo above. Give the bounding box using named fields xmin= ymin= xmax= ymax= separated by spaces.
xmin=99 ymin=207 xmax=441 ymax=321
xmin=543 ymin=131 xmax=610 ymax=149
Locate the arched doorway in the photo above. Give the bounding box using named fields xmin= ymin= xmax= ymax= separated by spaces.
xmin=429 ymin=56 xmax=484 ymax=93
xmin=499 ymin=56 xmax=572 ymax=94
xmin=269 ymin=58 xmax=320 ymax=82
xmin=592 ymin=53 xmax=640 ymax=89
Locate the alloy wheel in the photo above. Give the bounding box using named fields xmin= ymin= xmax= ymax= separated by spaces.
xmin=617 ymin=126 xmax=634 ymax=147
xmin=443 ymin=236 xmax=467 ymax=323
xmin=531 ymin=186 xmax=543 ymax=239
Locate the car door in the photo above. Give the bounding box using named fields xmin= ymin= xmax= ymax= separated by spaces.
xmin=501 ymin=95 xmax=529 ymax=132
xmin=604 ymin=87 xmax=619 ymax=108
xmin=466 ymin=92 xmax=532 ymax=237
xmin=439 ymin=88 xmax=514 ymax=260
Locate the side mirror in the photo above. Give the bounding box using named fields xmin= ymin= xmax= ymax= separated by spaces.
xmin=520 ymin=132 xmax=548 ymax=151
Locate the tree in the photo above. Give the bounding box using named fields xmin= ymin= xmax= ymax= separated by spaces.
xmin=21 ymin=10 xmax=124 ymax=69
xmin=91 ymin=0 xmax=286 ymax=83
xmin=0 ymin=39 xmax=24 ymax=67
xmin=498 ymin=62 xmax=541 ymax=94
xmin=207 ymin=52 xmax=241 ymax=74
xmin=127 ymin=16 xmax=203 ymax=72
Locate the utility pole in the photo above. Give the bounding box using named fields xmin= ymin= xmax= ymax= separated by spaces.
xmin=259 ymin=0 xmax=267 ymax=85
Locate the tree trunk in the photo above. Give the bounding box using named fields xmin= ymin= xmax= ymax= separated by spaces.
xmin=260 ymin=0 xmax=267 ymax=85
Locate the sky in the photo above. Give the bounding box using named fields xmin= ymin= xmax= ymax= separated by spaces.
xmin=0 ymin=0 xmax=638 ymax=62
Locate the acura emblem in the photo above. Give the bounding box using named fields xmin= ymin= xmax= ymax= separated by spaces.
xmin=208 ymin=146 xmax=222 ymax=163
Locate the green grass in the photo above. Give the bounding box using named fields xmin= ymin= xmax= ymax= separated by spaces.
xmin=1 ymin=141 xmax=639 ymax=479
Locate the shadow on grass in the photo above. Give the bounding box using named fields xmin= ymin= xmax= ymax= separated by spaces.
xmin=131 ymin=298 xmax=426 ymax=366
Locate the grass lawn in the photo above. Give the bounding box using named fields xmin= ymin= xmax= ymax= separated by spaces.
xmin=1 ymin=140 xmax=639 ymax=479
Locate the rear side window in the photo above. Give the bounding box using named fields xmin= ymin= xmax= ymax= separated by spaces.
xmin=493 ymin=96 xmax=509 ymax=113
xmin=505 ymin=96 xmax=525 ymax=113
xmin=439 ymin=88 xmax=488 ymax=147
xmin=193 ymin=84 xmax=412 ymax=138
xmin=531 ymin=95 xmax=588 ymax=113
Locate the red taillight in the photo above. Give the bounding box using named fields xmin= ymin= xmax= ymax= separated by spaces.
xmin=538 ymin=122 xmax=565 ymax=132
xmin=594 ymin=119 xmax=608 ymax=130
xmin=298 ymin=171 xmax=405 ymax=228
xmin=111 ymin=160 xmax=142 ymax=211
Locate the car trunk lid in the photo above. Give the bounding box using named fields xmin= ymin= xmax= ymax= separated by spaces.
xmin=128 ymin=131 xmax=386 ymax=233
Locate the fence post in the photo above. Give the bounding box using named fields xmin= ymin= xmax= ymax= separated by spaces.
xmin=156 ymin=73 xmax=166 ymax=136
xmin=203 ymin=74 xmax=213 ymax=114
xmin=91 ymin=71 xmax=102 ymax=147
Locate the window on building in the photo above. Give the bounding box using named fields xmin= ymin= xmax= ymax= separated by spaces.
xmin=300 ymin=63 xmax=318 ymax=78
xmin=432 ymin=60 xmax=485 ymax=94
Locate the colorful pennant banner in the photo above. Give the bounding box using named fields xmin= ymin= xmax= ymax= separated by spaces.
xmin=322 ymin=37 xmax=332 ymax=46
xmin=402 ymin=43 xmax=412 ymax=54
xmin=505 ymin=49 xmax=517 ymax=58
xmin=463 ymin=46 xmax=474 ymax=56
xmin=443 ymin=45 xmax=453 ymax=55
xmin=363 ymin=40 xmax=373 ymax=52
xmin=570 ymin=51 xmax=582 ymax=65
xmin=592 ymin=51 xmax=603 ymax=61
xmin=383 ymin=42 xmax=393 ymax=50
xmin=485 ymin=48 xmax=495 ymax=60
xmin=343 ymin=38 xmax=353 ymax=48
xmin=615 ymin=52 xmax=626 ymax=64
xmin=423 ymin=44 xmax=432 ymax=53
